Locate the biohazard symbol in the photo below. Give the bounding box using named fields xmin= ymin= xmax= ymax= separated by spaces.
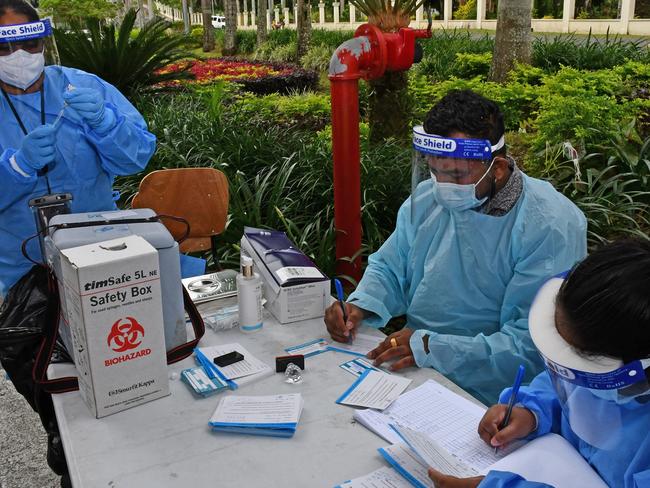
xmin=107 ymin=317 xmax=145 ymax=353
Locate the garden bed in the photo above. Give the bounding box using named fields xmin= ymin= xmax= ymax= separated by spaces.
xmin=159 ymin=58 xmax=318 ymax=94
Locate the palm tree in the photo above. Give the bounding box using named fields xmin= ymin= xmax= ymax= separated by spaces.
xmin=489 ymin=0 xmax=533 ymax=82
xmin=202 ymin=0 xmax=216 ymax=52
xmin=224 ymin=0 xmax=238 ymax=54
xmin=349 ymin=0 xmax=422 ymax=143
xmin=296 ymin=0 xmax=311 ymax=59
xmin=256 ymin=0 xmax=268 ymax=45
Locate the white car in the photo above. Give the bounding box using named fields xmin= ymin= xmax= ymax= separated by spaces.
xmin=211 ymin=15 xmax=226 ymax=29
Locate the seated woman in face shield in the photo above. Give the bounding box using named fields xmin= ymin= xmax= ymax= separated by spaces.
xmin=0 ymin=0 xmax=156 ymax=299
xmin=428 ymin=238 xmax=650 ymax=488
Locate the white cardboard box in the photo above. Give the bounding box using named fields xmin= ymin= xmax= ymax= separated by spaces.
xmin=241 ymin=234 xmax=329 ymax=324
xmin=58 ymin=235 xmax=170 ymax=418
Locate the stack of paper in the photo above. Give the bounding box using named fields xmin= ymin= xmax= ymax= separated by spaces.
xmin=194 ymin=343 xmax=273 ymax=390
xmin=336 ymin=466 xmax=413 ymax=488
xmin=181 ymin=366 xmax=229 ymax=398
xmin=209 ymin=393 xmax=304 ymax=438
xmin=337 ymin=370 xmax=412 ymax=411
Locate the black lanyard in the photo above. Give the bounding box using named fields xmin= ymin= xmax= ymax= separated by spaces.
xmin=1 ymin=85 xmax=45 ymax=134
xmin=1 ymin=84 xmax=52 ymax=188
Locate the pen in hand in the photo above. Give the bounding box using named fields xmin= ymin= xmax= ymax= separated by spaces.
xmin=334 ymin=278 xmax=352 ymax=344
xmin=494 ymin=364 xmax=526 ymax=454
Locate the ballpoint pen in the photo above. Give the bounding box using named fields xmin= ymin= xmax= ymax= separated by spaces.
xmin=495 ymin=364 xmax=525 ymax=454
xmin=334 ymin=278 xmax=352 ymax=344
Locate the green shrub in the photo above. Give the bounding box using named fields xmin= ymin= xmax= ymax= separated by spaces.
xmin=55 ymin=10 xmax=192 ymax=98
xmin=269 ymin=43 xmax=298 ymax=63
xmin=454 ymin=0 xmax=477 ymax=19
xmin=532 ymin=32 xmax=645 ymax=72
xmin=311 ymin=29 xmax=355 ymax=49
xmin=416 ymin=29 xmax=494 ymax=81
xmin=301 ymin=43 xmax=335 ymax=72
xmin=450 ymin=52 xmax=492 ymax=79
xmin=234 ymin=91 xmax=330 ymax=129
xmin=237 ymin=30 xmax=258 ymax=54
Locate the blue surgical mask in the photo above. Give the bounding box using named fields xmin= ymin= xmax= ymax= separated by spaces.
xmin=430 ymin=160 xmax=495 ymax=212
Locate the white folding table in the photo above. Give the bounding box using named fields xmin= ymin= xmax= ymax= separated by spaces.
xmin=50 ymin=305 xmax=482 ymax=487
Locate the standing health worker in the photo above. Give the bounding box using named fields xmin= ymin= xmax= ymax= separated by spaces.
xmin=0 ymin=1 xmax=156 ymax=485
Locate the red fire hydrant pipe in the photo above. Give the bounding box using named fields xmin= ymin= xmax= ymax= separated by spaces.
xmin=328 ymin=36 xmax=376 ymax=283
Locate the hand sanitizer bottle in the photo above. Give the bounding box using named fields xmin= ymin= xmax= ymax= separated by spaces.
xmin=237 ymin=254 xmax=263 ymax=333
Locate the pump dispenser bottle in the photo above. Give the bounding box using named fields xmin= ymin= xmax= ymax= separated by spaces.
xmin=237 ymin=254 xmax=264 ymax=333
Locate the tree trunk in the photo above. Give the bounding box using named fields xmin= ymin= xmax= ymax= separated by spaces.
xmin=368 ymin=71 xmax=411 ymax=144
xmin=489 ymin=0 xmax=532 ymax=83
xmin=224 ymin=0 xmax=238 ymax=54
xmin=182 ymin=0 xmax=191 ymax=34
xmin=202 ymin=0 xmax=216 ymax=52
xmin=257 ymin=0 xmax=268 ymax=45
xmin=136 ymin=0 xmax=145 ymax=27
xmin=296 ymin=0 xmax=311 ymax=59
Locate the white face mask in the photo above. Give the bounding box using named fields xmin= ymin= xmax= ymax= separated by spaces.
xmin=430 ymin=159 xmax=495 ymax=212
xmin=0 ymin=49 xmax=45 ymax=91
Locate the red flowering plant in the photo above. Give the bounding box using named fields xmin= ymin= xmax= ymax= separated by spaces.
xmin=158 ymin=58 xmax=318 ymax=94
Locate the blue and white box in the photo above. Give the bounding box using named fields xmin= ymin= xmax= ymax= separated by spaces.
xmin=240 ymin=227 xmax=329 ymax=324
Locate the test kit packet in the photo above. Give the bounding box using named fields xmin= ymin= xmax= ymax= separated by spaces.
xmin=57 ymin=235 xmax=170 ymax=418
xmin=240 ymin=227 xmax=329 ymax=324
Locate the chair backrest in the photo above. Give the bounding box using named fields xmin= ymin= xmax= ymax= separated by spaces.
xmin=131 ymin=168 xmax=229 ymax=253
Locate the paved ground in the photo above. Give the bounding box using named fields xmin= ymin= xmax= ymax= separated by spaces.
xmin=0 ymin=366 xmax=59 ymax=488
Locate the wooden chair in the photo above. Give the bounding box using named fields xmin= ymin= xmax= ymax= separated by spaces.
xmin=131 ymin=168 xmax=229 ymax=269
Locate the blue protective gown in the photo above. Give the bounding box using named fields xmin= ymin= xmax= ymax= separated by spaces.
xmin=478 ymin=373 xmax=650 ymax=487
xmin=347 ymin=175 xmax=587 ymax=404
xmin=0 ymin=66 xmax=156 ymax=297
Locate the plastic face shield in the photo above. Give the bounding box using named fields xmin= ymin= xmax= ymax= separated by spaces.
xmin=411 ymin=125 xmax=504 ymax=220
xmin=529 ymin=277 xmax=650 ymax=450
xmin=0 ymin=19 xmax=58 ymax=91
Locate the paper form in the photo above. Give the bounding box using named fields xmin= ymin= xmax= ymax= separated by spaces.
xmin=338 ymin=466 xmax=413 ymax=488
xmin=487 ymin=433 xmax=608 ymax=487
xmin=199 ymin=343 xmax=269 ymax=380
xmin=285 ymin=338 xmax=330 ymax=357
xmin=337 ymin=370 xmax=412 ymax=410
xmin=353 ymin=408 xmax=404 ymax=444
xmin=340 ymin=357 xmax=381 ymax=377
xmin=378 ymin=444 xmax=435 ymax=488
xmin=328 ymin=333 xmax=384 ymax=356
xmin=210 ymin=393 xmax=303 ymax=425
xmin=391 ymin=425 xmax=480 ymax=477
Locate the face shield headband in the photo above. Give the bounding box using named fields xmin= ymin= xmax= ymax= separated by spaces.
xmin=412 ymin=125 xmax=505 ymax=162
xmin=0 ymin=19 xmax=53 ymax=44
xmin=529 ymin=277 xmax=650 ymax=392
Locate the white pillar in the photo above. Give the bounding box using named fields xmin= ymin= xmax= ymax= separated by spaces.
xmin=283 ymin=7 xmax=290 ymax=24
xmin=266 ymin=9 xmax=272 ymax=28
xmin=562 ymin=0 xmax=576 ymax=33
xmin=319 ymin=1 xmax=325 ymax=24
xmin=350 ymin=3 xmax=356 ymax=23
xmin=619 ymin=0 xmax=635 ymax=34
xmin=476 ymin=0 xmax=486 ymax=29
xmin=443 ymin=0 xmax=452 ymax=26
xmin=274 ymin=6 xmax=280 ymax=21
xmin=416 ymin=4 xmax=423 ymax=22
xmin=333 ymin=1 xmax=340 ymax=23
xmin=294 ymin=5 xmax=298 ymax=25
xmin=244 ymin=9 xmax=249 ymax=25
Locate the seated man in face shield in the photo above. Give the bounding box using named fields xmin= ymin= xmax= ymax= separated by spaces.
xmin=324 ymin=90 xmax=587 ymax=404
xmin=428 ymin=238 xmax=650 ymax=488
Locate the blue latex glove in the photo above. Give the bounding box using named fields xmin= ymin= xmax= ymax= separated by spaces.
xmin=14 ymin=124 xmax=56 ymax=173
xmin=63 ymin=87 xmax=115 ymax=133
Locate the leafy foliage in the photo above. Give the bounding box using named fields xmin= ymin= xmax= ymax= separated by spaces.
xmin=39 ymin=0 xmax=117 ymax=21
xmin=55 ymin=9 xmax=192 ymax=98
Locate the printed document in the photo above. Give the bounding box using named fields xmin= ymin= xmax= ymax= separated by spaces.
xmin=337 ymin=370 xmax=412 ymax=410
xmin=210 ymin=393 xmax=303 ymax=426
xmin=328 ymin=333 xmax=383 ymax=356
xmin=198 ymin=343 xmax=269 ymax=380
xmin=378 ymin=444 xmax=434 ymax=488
xmin=337 ymin=466 xmax=413 ymax=488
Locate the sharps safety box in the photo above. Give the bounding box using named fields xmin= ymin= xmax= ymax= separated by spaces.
xmin=56 ymin=235 xmax=170 ymax=417
xmin=46 ymin=208 xmax=187 ymax=359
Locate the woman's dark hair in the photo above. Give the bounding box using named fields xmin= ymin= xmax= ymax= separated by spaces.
xmin=557 ymin=238 xmax=650 ymax=363
xmin=423 ymin=90 xmax=506 ymax=156
xmin=0 ymin=0 xmax=39 ymax=22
